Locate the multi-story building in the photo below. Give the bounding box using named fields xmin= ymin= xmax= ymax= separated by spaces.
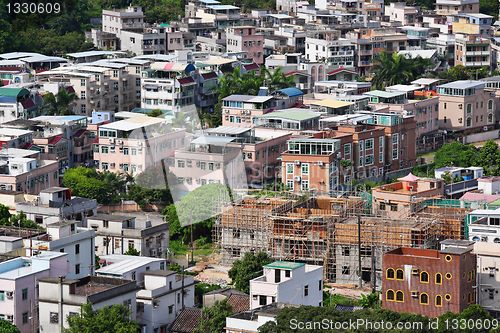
xmin=38 ymin=275 xmax=137 ymax=333
xmin=29 ymin=220 xmax=95 ymax=279
xmin=383 ymin=247 xmax=477 ymax=317
xmin=221 ymin=95 xmax=274 ymax=127
xmin=435 ymin=0 xmax=480 ymax=16
xmin=195 ymin=71 xmax=219 ymax=113
xmin=256 ymin=109 xmax=321 ymax=133
xmin=88 ymin=213 xmax=168 ymax=258
xmin=467 ymin=209 xmax=500 ymax=243
xmin=0 ymin=87 xmax=39 ymax=121
xmin=0 ymin=128 xmax=33 ymax=150
xmin=384 ymin=2 xmax=418 ymax=25
xmin=226 ymin=26 xmax=264 ymax=64
xmin=438 ymin=80 xmax=495 ymax=132
xmin=471 ymin=241 xmax=500 ymax=318
xmin=102 ymin=5 xmax=145 ymax=36
xmin=426 ymin=34 xmax=455 ymax=68
xmin=119 ymin=26 xmax=167 ymax=55
xmin=17 ymin=187 xmax=98 ymax=226
xmin=137 ymin=270 xmax=196 ymax=331
xmin=452 ymin=13 xmax=494 ymax=37
xmin=372 ymin=174 xmax=444 ymax=218
xmin=96 ymin=254 xmax=167 ymax=286
xmin=305 ymin=32 xmax=355 ymax=67
xmin=141 ymin=62 xmax=197 ymax=116
xmin=194 ymin=4 xmax=241 ymax=29
xmin=249 ymin=261 xmax=323 ymax=309
xmin=454 ymin=34 xmax=490 ymax=68
xmin=0 ymin=252 xmax=69 ymax=333
xmin=93 ymin=115 xmax=186 ymax=174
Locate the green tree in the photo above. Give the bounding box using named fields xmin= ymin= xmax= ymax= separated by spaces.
xmin=41 ymin=88 xmax=78 ymax=116
xmin=441 ymin=171 xmax=454 ymax=185
xmin=147 ymin=109 xmax=164 ymax=117
xmin=358 ymin=292 xmax=381 ymax=309
xmin=95 ymin=255 xmax=101 ymax=270
xmin=438 ymin=64 xmax=470 ymax=82
xmin=194 ymin=299 xmax=232 ymax=333
xmin=433 ymin=142 xmax=478 ymax=169
xmin=171 ymin=111 xmax=193 ymax=132
xmin=260 ymin=67 xmax=295 ymax=91
xmin=63 ymin=303 xmax=138 ymax=333
xmin=475 ymin=139 xmax=500 ymax=175
xmin=228 ymin=252 xmax=273 ymax=293
xmin=127 ymin=164 xmax=175 ymax=208
xmin=10 ymin=211 xmax=43 ymax=229
xmin=371 ymin=51 xmax=431 ymax=89
xmin=0 ymin=203 xmax=11 ymax=226
xmin=123 ymin=245 xmax=140 ymax=256
xmin=0 ymin=319 xmax=20 ymax=333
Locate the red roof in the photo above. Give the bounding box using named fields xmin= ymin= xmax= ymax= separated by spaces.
xmin=177 ymin=77 xmax=195 ymax=85
xmin=244 ymin=63 xmax=260 ymax=71
xmin=327 ymin=68 xmax=357 ymax=75
xmin=169 ymin=308 xmax=204 ymax=333
xmin=48 ymin=135 xmax=64 ymax=145
xmin=285 ymin=71 xmax=311 ymax=77
xmin=92 ymin=138 xmax=99 ymax=144
xmin=74 ymin=129 xmax=87 ymax=138
xmin=227 ymin=294 xmax=249 ymax=314
xmin=221 ymin=67 xmax=234 ymax=74
xmin=0 ymin=67 xmax=21 ymax=71
xmin=65 ymin=86 xmax=75 ymax=94
xmin=2 ymin=80 xmax=9 ymax=86
xmin=35 ymin=69 xmax=49 ymax=74
xmin=201 ymin=72 xmax=218 ymax=80
xmin=22 ymin=143 xmax=34 ymax=150
xmin=21 ymin=99 xmax=35 ymax=109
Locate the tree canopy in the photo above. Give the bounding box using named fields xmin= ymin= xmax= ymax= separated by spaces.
xmin=433 ymin=141 xmax=479 ymax=169
xmin=228 ymin=252 xmax=274 ymax=294
xmin=40 ymin=88 xmax=78 ymax=116
xmin=63 ymin=303 xmax=138 ymax=333
xmin=0 ymin=319 xmax=20 ymax=333
xmin=194 ymin=299 xmax=232 ymax=333
xmin=123 ymin=246 xmax=140 ymax=256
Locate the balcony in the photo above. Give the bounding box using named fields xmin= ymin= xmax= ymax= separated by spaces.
xmin=358 ymin=61 xmax=371 ymax=66
xmin=122 ymin=22 xmax=144 ymax=29
xmin=467 ymin=50 xmax=490 ymax=56
xmin=330 ymin=51 xmax=354 ymax=56
xmin=361 ymin=49 xmax=372 ymax=54
xmin=74 ymin=144 xmax=92 ymax=155
xmin=466 ymin=61 xmax=490 ymax=66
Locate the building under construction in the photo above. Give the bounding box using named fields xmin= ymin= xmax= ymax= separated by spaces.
xmin=213 ymin=194 xmax=475 ymax=287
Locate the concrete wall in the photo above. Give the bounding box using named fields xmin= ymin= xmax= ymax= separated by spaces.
xmin=466 ymin=130 xmax=500 ymax=144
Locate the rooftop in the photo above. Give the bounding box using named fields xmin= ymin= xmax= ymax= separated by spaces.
xmin=96 ymin=255 xmax=165 ymax=276
xmin=257 ymin=109 xmax=320 ymax=121
xmin=364 ymin=90 xmax=406 ymax=98
xmin=264 ymin=261 xmax=305 ymax=270
xmin=143 ymin=269 xmax=177 ymax=277
xmin=222 ymin=95 xmax=273 ymax=103
xmin=206 ymin=126 xmax=252 ymax=135
xmin=310 ymin=99 xmax=355 ymax=109
xmin=89 ymin=214 xmax=134 ymax=222
xmin=438 ymin=80 xmax=485 ymax=89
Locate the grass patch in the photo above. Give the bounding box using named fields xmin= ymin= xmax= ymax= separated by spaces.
xmin=419 ymin=151 xmax=436 ymax=163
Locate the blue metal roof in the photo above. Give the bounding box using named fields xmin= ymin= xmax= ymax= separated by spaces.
xmin=275 ymin=87 xmax=303 ymax=97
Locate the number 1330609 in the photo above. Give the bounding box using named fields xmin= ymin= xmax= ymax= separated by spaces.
xmin=7 ymin=2 xmax=61 ymax=14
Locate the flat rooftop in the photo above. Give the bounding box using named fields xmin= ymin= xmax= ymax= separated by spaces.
xmin=96 ymin=255 xmax=165 ymax=275
xmin=264 ymin=261 xmax=305 ymax=270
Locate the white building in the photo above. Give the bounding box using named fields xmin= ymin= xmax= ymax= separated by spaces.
xmin=137 ymin=270 xmax=196 ymax=332
xmin=468 ymin=208 xmax=500 ymax=243
xmin=38 ymin=275 xmax=137 ymax=333
xmin=28 ymin=220 xmax=96 ymax=279
xmin=249 ymin=261 xmax=323 ymax=309
xmin=305 ymin=37 xmax=355 ymax=66
xmin=478 ymin=176 xmax=500 ymax=195
xmin=474 ymin=241 xmax=500 ymax=318
xmin=96 ymin=254 xmax=167 ymax=287
xmin=226 ymin=303 xmax=299 ymax=333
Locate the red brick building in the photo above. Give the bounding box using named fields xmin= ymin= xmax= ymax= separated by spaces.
xmin=383 ymin=247 xmax=476 ymax=317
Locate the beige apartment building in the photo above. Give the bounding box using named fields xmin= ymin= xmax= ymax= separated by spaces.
xmin=455 ymin=34 xmax=490 ymax=68
xmin=93 ymin=115 xmax=186 ymax=175
xmin=37 ymin=61 xmax=148 ymax=115
xmin=438 ymin=80 xmax=495 ymax=132
xmin=435 ymin=0 xmax=479 ymax=16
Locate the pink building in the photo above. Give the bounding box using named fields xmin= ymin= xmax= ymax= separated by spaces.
xmin=221 ymin=95 xmax=274 ymax=127
xmin=0 ymin=252 xmax=69 ymax=333
xmin=226 ymin=26 xmax=264 ymax=64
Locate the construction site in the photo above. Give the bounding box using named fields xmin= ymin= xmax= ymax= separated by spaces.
xmin=213 ymin=193 xmax=481 ymax=288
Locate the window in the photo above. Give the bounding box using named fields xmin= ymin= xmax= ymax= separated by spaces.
xmin=489 ymin=113 xmax=493 ymax=123
xmin=344 ymin=144 xmax=351 ymax=155
xmin=379 ymin=152 xmax=383 ymax=163
xmin=22 ymin=288 xmax=28 ymax=301
xmin=81 ymin=79 xmax=86 ymax=87
xmin=489 ymin=100 xmax=493 ymax=109
xmin=301 ymin=180 xmax=309 ymax=191
xmin=489 ymin=290 xmax=495 ymax=300
xmin=81 ymin=91 xmax=86 ymax=100
xmin=342 ymin=265 xmax=349 ymax=275
xmin=301 ymin=163 xmax=309 ymax=175
xmin=0 ymin=291 xmax=4 ymax=301
xmin=467 ymin=104 xmax=472 ymax=113
xmin=386 ymin=289 xmax=395 ymax=301
xmin=436 ymin=273 xmax=442 ymax=284
xmin=22 ymin=312 xmax=28 ymax=324
xmin=395 ymin=291 xmax=404 ymax=302
xmin=75 ymin=264 xmax=80 ymax=275
xmin=319 ymin=280 xmax=322 ymax=291
xmin=123 ymin=148 xmax=129 ymax=155
xmin=392 ymin=149 xmax=398 ymax=160
xmin=177 ymin=160 xmax=185 ymax=168
xmin=286 ymin=163 xmax=294 ymax=174
xmin=260 ymin=295 xmax=267 ymax=306
xmin=420 ymin=271 xmax=429 ymax=283
xmin=446 ymin=272 xmax=452 ymax=280
xmin=445 ymin=255 xmax=452 ymax=262
xmin=304 ymin=285 xmax=308 ymax=296
xmin=113 ymin=70 xmax=118 ymax=78
xmin=200 ymin=162 xmax=206 ymax=170
xmin=420 ymin=293 xmax=429 ymax=305
xmin=168 ymin=305 xmax=173 ymax=314
xmin=391 ymin=204 xmax=398 ymax=212
xmin=50 ymin=312 xmax=59 ymax=324
xmin=101 ymin=146 xmax=108 ymax=154
xmin=365 ymin=139 xmax=374 ymax=150
xmin=380 ymin=202 xmax=386 ymax=210
xmin=285 ymin=270 xmax=291 ymax=277
xmin=365 ymin=154 xmax=374 ymax=166
xmin=436 ymin=295 xmax=442 ymax=307
xmin=396 ymin=269 xmax=404 ymax=280
xmin=387 ymin=268 xmax=395 ymax=279
xmin=359 ymin=140 xmax=363 ymax=151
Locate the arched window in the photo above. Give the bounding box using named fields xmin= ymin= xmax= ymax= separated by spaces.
xmin=466 ymin=117 xmax=472 ymax=127
xmin=435 ymin=273 xmax=442 ymax=285
xmin=386 ymin=268 xmax=395 ymax=279
xmin=396 ymin=269 xmax=404 ymax=280
xmin=468 ymin=292 xmax=471 ymax=303
xmin=386 ymin=289 xmax=395 ymax=301
xmin=420 ymin=271 xmax=429 ymax=283
xmin=436 ymin=295 xmax=442 ymax=307
xmin=467 ymin=103 xmax=472 ymax=113
xmin=420 ymin=293 xmax=429 ymax=305
xmin=488 ymin=113 xmax=493 ymax=123
xmin=396 ymin=291 xmax=404 ymax=302
xmin=489 ymin=100 xmax=493 ymax=109
xmin=318 ymin=65 xmax=324 ymax=82
xmin=468 ymin=270 xmax=472 ymax=282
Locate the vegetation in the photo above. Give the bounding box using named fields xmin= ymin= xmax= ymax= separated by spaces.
xmin=95 ymin=255 xmax=101 ymax=270
xmin=127 ymin=164 xmax=176 ymax=208
xmin=228 ymin=252 xmax=273 ymax=293
xmin=194 ymin=299 xmax=232 ymax=333
xmin=146 ymin=109 xmax=164 ymax=117
xmin=63 ymin=303 xmax=138 ymax=333
xmin=323 ymin=291 xmax=358 ymax=307
xmin=358 ymin=292 xmax=381 ymax=309
xmin=258 ymin=304 xmax=492 ymax=333
xmin=40 ymin=88 xmax=78 ymax=116
xmin=371 ymin=51 xmax=432 ymax=90
xmin=0 ymin=319 xmax=20 ymax=333
xmin=195 ymin=283 xmax=221 ymax=304
xmin=0 ymin=205 xmax=42 ymax=229
xmin=433 ymin=141 xmax=479 ymax=169
xmin=123 ymin=245 xmax=140 ymax=256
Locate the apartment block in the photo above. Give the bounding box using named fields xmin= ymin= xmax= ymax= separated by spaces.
xmin=93 ymin=115 xmax=186 ymax=175
xmin=472 ymin=241 xmax=500 ymax=318
xmin=383 ymin=247 xmax=476 ymax=317
xmin=226 ymin=26 xmax=264 ymax=64
xmin=88 ymin=213 xmax=168 ymax=258
xmin=221 ymin=95 xmax=273 ymax=127
xmin=452 ymin=13 xmax=494 ymax=37
xmin=249 ymin=261 xmax=323 ymax=309
xmin=194 ymin=4 xmax=241 ymax=29
xmin=384 ymin=2 xmax=418 ymax=25
xmin=0 ymin=252 xmax=69 ymax=333
xmin=455 ymin=34 xmax=490 ymax=68
xmin=0 ymin=87 xmax=39 ymax=122
xmin=435 ymin=0 xmax=479 ymax=16
xmin=38 ymin=276 xmax=137 ymax=333
xmin=438 ymin=80 xmax=495 ymax=132
xmin=305 ymin=34 xmax=355 ymax=67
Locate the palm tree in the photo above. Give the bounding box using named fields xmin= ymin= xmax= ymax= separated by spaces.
xmin=41 ymin=87 xmax=78 ymax=115
xmin=260 ymin=67 xmax=295 ymax=91
xmin=171 ymin=111 xmax=193 ymax=132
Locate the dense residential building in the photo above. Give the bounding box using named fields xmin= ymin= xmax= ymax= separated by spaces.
xmin=88 ymin=213 xmax=168 ymax=258
xmin=438 ymin=80 xmax=495 ymax=132
xmin=383 ymin=247 xmax=477 ymax=317
xmin=226 ymin=26 xmax=264 ymax=64
xmin=435 ymin=0 xmax=479 ymax=16
xmin=454 ymin=34 xmax=490 ymax=68
xmin=38 ymin=276 xmax=137 ymax=333
xmin=96 ymin=254 xmax=167 ymax=286
xmin=0 ymin=87 xmax=39 ymax=122
xmin=0 ymin=252 xmax=69 ymax=333
xmin=305 ymin=34 xmax=355 ymax=67
xmin=250 ymin=261 xmax=323 ymax=309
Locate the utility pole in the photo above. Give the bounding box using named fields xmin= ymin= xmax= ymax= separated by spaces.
xmin=358 ymin=215 xmax=362 ymax=288
xmin=190 ymin=212 xmax=193 ymax=265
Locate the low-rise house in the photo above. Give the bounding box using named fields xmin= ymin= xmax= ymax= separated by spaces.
xmin=225 ymin=303 xmax=299 ymax=333
xmin=96 ymin=254 xmax=167 ymax=286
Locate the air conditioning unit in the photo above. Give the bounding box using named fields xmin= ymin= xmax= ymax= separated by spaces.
xmin=6 ymin=291 xmax=13 ymax=299
xmin=150 ymin=249 xmax=157 ymax=256
xmin=411 ymin=291 xmax=419 ymax=298
xmin=108 ymin=138 xmax=115 ymax=144
xmin=484 ymin=126 xmax=488 ymax=131
xmin=294 ymin=176 xmax=301 ymax=181
xmin=318 ymin=161 xmax=324 ymax=166
xmin=246 ymin=110 xmax=251 ymax=114
xmin=225 ymin=110 xmax=230 ymax=113
xmin=6 ymin=315 xmax=13 ymax=322
xmin=117 ymin=140 xmax=123 ymax=144
xmin=137 ymin=141 xmax=142 ymax=146
xmin=294 ymin=160 xmax=301 ymax=165
xmin=384 ymin=199 xmax=390 ymax=203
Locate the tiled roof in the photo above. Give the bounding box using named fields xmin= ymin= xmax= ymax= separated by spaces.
xmin=227 ymin=294 xmax=249 ymax=314
xmin=177 ymin=77 xmax=195 ymax=85
xmin=169 ymin=307 xmax=204 ymax=333
xmin=20 ymin=99 xmax=35 ymax=109
xmin=244 ymin=63 xmax=260 ymax=71
xmin=48 ymin=135 xmax=63 ymax=145
xmin=65 ymin=86 xmax=75 ymax=94
xmin=73 ymin=129 xmax=87 ymax=138
xmin=201 ymin=72 xmax=218 ymax=80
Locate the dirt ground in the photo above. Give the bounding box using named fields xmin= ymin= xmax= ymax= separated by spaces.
xmin=324 ymin=283 xmax=373 ymax=299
